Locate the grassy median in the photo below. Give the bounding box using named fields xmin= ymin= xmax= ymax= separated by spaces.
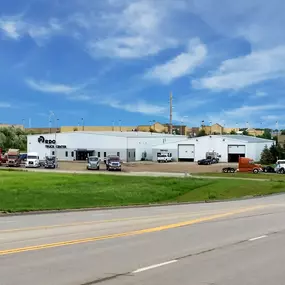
xmin=0 ymin=171 xmax=285 ymax=212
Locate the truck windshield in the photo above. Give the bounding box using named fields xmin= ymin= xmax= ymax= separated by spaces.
xmin=89 ymin=157 xmax=98 ymax=162
xmin=8 ymin=155 xmax=18 ymax=159
xmin=28 ymin=156 xmax=38 ymax=159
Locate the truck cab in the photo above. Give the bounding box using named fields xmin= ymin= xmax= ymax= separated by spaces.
xmin=106 ymin=155 xmax=121 ymax=171
xmin=6 ymin=149 xmax=21 ymax=167
xmin=237 ymin=157 xmax=262 ymax=173
xmin=25 ymin=152 xmax=40 ymax=168
xmin=87 ymin=156 xmax=101 ymax=170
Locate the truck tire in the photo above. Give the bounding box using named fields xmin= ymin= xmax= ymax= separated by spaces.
xmin=279 ymin=168 xmax=285 ymax=174
xmin=253 ymin=168 xmax=259 ymax=174
xmin=230 ymin=168 xmax=235 ymax=173
xmin=223 ymin=168 xmax=228 ymax=173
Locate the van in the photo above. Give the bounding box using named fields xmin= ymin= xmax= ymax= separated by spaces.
xmin=275 ymin=160 xmax=285 ymax=174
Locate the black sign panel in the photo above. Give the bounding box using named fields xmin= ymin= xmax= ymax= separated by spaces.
xmin=38 ymin=136 xmax=56 ymax=144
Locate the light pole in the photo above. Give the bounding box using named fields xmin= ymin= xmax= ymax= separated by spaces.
xmin=81 ymin=118 xmax=84 ymax=131
xmin=54 ymin=118 xmax=59 ymax=158
xmin=209 ymin=121 xmax=212 ymax=135
xmin=22 ymin=119 xmax=25 ymax=130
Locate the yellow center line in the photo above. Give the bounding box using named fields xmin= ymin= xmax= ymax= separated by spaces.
xmin=0 ymin=205 xmax=266 ymax=256
xmin=0 ymin=210 xmax=225 ymax=233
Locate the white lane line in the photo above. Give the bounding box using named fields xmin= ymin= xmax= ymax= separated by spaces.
xmin=249 ymin=235 xmax=267 ymax=241
xmin=132 ymin=260 xmax=178 ymax=274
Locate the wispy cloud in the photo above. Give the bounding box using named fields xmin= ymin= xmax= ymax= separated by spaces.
xmin=193 ymin=45 xmax=285 ymax=91
xmin=86 ymin=0 xmax=186 ymax=59
xmin=26 ymin=79 xmax=77 ymax=94
xmin=0 ymin=17 xmax=62 ymax=45
xmin=145 ymin=38 xmax=207 ymax=84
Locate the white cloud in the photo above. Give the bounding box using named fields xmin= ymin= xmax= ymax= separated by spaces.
xmin=87 ymin=0 xmax=185 ymax=58
xmin=145 ymin=38 xmax=207 ymax=83
xmin=101 ymin=98 xmax=167 ymax=115
xmin=193 ymin=46 xmax=285 ymax=90
xmin=254 ymin=91 xmax=267 ymax=98
xmin=0 ymin=17 xmax=62 ymax=44
xmin=0 ymin=20 xmax=20 ymax=39
xmin=26 ymin=79 xmax=77 ymax=94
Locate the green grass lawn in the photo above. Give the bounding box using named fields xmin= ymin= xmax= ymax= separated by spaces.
xmin=197 ymin=172 xmax=285 ymax=181
xmin=0 ymin=171 xmax=285 ymax=212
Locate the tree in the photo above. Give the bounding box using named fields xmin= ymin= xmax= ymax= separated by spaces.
xmin=242 ymin=130 xmax=249 ymax=136
xmin=262 ymin=129 xmax=272 ymax=140
xmin=270 ymin=144 xmax=285 ymax=161
xmin=260 ymin=145 xmax=275 ymax=164
xmin=230 ymin=130 xmax=237 ymax=135
xmin=0 ymin=127 xmax=27 ymax=151
xmin=281 ymin=130 xmax=285 ymax=135
xmin=197 ymin=129 xmax=206 ymax=137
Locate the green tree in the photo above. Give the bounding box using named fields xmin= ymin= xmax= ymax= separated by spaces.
xmin=262 ymin=129 xmax=272 ymax=139
xmin=242 ymin=130 xmax=249 ymax=135
xmin=230 ymin=130 xmax=237 ymax=135
xmin=197 ymin=129 xmax=206 ymax=137
xmin=270 ymin=144 xmax=285 ymax=161
xmin=0 ymin=127 xmax=27 ymax=151
xmin=260 ymin=145 xmax=275 ymax=164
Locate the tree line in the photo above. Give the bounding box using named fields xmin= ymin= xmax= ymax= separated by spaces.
xmin=0 ymin=127 xmax=27 ymax=152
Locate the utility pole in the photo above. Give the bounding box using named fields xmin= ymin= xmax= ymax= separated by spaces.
xmin=169 ymin=92 xmax=173 ymax=134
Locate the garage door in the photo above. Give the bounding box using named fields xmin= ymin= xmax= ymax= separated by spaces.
xmin=178 ymin=144 xmax=195 ymax=161
xmin=228 ymin=145 xmax=246 ymax=162
xmin=228 ymin=145 xmax=246 ymax=154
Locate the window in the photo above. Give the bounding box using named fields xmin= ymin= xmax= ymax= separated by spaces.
xmin=71 ymin=151 xmax=74 ymax=157
xmin=98 ymin=152 xmax=100 ymax=157
xmin=117 ymin=152 xmax=120 ymax=157
xmin=65 ymin=151 xmax=68 ymax=157
xmin=104 ymin=152 xmax=106 ymax=158
xmin=52 ymin=151 xmax=55 ymax=155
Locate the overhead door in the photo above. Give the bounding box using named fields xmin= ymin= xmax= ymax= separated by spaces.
xmin=178 ymin=144 xmax=195 ymax=162
xmin=228 ymin=145 xmax=246 ymax=162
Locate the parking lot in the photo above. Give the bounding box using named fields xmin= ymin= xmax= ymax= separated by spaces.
xmin=0 ymin=160 xmax=234 ymax=174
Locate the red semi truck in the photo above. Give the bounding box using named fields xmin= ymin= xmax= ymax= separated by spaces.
xmin=222 ymin=157 xmax=263 ymax=174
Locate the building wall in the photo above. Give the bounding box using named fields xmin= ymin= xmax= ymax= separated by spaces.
xmin=0 ymin=124 xmax=24 ymax=130
xmin=278 ymin=135 xmax=285 ymax=148
xmin=246 ymin=141 xmax=274 ymax=161
xmin=152 ymin=136 xmax=274 ymax=162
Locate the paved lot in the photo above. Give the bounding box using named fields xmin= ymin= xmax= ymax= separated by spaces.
xmin=1 ymin=194 xmax=285 ymax=284
xmin=58 ymin=161 xmax=235 ymax=173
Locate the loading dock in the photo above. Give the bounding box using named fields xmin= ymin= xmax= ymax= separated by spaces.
xmin=178 ymin=144 xmax=195 ymax=162
xmin=228 ymin=145 xmax=246 ymax=162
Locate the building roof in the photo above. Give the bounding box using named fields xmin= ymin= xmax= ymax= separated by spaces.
xmin=209 ymin=135 xmax=273 ymax=143
xmin=28 ymin=131 xmax=186 ymax=139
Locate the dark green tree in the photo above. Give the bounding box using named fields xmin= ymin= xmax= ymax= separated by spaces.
xmin=242 ymin=130 xmax=249 ymax=135
xmin=197 ymin=129 xmax=206 ymax=137
xmin=260 ymin=145 xmax=275 ymax=164
xmin=230 ymin=130 xmax=237 ymax=135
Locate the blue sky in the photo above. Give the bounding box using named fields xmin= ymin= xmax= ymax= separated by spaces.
xmin=0 ymin=0 xmax=284 ymax=129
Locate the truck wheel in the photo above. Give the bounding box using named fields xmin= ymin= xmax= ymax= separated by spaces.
xmin=253 ymin=168 xmax=259 ymax=174
xmin=223 ymin=168 xmax=228 ymax=173
xmin=280 ymin=168 xmax=285 ymax=174
xmin=230 ymin=168 xmax=235 ymax=173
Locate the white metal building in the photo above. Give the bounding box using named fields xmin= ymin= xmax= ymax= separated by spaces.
xmin=27 ymin=131 xmax=188 ymax=162
xmin=152 ymin=135 xmax=274 ymax=162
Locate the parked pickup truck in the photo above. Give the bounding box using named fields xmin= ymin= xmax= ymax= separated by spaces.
xmin=157 ymin=153 xmax=172 ymax=163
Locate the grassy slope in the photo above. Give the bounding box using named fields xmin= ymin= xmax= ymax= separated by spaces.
xmin=0 ymin=171 xmax=285 ymax=212
xmin=197 ymin=172 xmax=285 ymax=181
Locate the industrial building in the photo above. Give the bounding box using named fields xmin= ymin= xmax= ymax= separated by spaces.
xmin=27 ymin=131 xmax=188 ymax=162
xmin=152 ymin=135 xmax=274 ymax=162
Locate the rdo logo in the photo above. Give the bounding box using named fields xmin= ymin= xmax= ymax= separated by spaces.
xmin=38 ymin=136 xmax=45 ymax=143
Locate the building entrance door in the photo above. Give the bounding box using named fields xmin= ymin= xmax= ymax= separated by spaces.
xmin=76 ymin=149 xmax=95 ymax=161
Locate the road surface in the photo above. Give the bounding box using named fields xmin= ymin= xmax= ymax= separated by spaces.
xmin=1 ymin=195 xmax=285 ymax=284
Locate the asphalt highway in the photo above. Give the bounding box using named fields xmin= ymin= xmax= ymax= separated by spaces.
xmin=1 ymin=195 xmax=285 ymax=285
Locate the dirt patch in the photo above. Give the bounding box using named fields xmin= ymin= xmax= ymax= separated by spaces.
xmin=58 ymin=161 xmax=237 ymax=174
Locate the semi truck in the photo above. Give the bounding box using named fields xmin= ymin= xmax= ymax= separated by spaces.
xmin=6 ymin=149 xmax=21 ymax=167
xmin=222 ymin=157 xmax=262 ymax=174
